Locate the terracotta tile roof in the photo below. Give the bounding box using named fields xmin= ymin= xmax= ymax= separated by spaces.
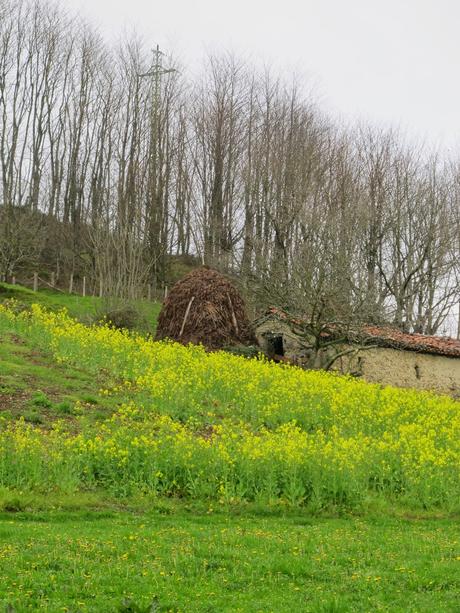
xmin=256 ymin=307 xmax=460 ymax=358
xmin=359 ymin=325 xmax=460 ymax=358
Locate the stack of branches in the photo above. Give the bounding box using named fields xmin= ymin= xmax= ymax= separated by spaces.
xmin=155 ymin=268 xmax=255 ymax=350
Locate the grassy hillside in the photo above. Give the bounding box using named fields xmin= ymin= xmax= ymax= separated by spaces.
xmin=2 ymin=302 xmax=460 ymax=509
xmin=0 ymin=297 xmax=460 ymax=611
xmin=0 ymin=284 xmax=162 ymax=429
xmin=0 ymin=282 xmax=161 ymax=332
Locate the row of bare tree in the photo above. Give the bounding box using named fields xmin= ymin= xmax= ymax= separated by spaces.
xmin=0 ymin=0 xmax=459 ymax=335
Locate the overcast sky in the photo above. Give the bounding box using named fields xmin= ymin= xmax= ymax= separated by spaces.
xmin=64 ymin=0 xmax=459 ymax=153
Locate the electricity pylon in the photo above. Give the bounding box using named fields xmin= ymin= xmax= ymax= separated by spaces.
xmin=139 ymin=46 xmax=177 ymax=291
xmin=139 ymin=45 xmax=177 ymax=188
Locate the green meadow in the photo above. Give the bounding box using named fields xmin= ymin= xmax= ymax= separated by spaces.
xmin=1 ymin=504 xmax=459 ymax=613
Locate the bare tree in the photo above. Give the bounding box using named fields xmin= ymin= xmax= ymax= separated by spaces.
xmin=0 ymin=0 xmax=458 ymax=339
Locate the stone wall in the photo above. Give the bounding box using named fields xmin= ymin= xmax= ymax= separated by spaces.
xmin=342 ymin=346 xmax=460 ymax=398
xmin=255 ymin=320 xmax=307 ymax=358
xmin=254 ymin=320 xmax=460 ymax=397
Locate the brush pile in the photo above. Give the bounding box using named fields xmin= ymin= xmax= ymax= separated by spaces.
xmin=155 ymin=267 xmax=254 ymax=349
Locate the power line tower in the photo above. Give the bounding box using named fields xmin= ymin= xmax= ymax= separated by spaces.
xmin=139 ymin=45 xmax=176 ymax=183
xmin=139 ymin=46 xmax=177 ymax=292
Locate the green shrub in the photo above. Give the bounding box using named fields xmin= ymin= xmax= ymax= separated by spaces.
xmin=55 ymin=401 xmax=74 ymax=415
xmin=31 ymin=391 xmax=52 ymax=408
xmin=23 ymin=410 xmax=44 ymax=424
xmin=97 ymin=305 xmax=147 ymax=331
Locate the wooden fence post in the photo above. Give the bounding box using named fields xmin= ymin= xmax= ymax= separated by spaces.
xmin=99 ymin=278 xmax=103 ymax=298
xmin=82 ymin=276 xmax=86 ymax=297
xmin=12 ymin=276 xmax=16 ymax=285
xmin=33 ymin=272 xmax=38 ymax=292
xmin=50 ymin=272 xmax=55 ymax=287
xmin=69 ymin=273 xmax=74 ymax=294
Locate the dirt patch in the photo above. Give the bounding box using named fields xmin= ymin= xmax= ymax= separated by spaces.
xmin=195 ymin=424 xmax=217 ymax=441
xmin=0 ymin=388 xmax=29 ymax=413
xmin=8 ymin=334 xmax=26 ymax=345
xmin=0 ymin=389 xmax=78 ymax=430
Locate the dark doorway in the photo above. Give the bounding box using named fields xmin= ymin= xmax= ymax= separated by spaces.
xmin=267 ymin=334 xmax=284 ymax=357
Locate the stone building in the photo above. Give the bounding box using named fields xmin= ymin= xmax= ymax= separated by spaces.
xmin=253 ymin=308 xmax=460 ymax=397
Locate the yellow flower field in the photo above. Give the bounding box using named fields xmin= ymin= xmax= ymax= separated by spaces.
xmin=1 ymin=302 xmax=460 ymax=509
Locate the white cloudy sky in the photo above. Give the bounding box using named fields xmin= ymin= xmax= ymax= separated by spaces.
xmin=64 ymin=0 xmax=459 ymax=152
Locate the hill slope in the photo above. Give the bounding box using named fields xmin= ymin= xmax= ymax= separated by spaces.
xmin=1 ymin=301 xmax=460 ymax=510
xmin=1 ymin=300 xmax=460 ymax=611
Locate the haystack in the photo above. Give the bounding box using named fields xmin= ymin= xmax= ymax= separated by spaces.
xmin=155 ymin=267 xmax=254 ymax=349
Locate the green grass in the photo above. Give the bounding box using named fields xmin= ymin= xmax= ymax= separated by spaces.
xmin=0 ymin=500 xmax=459 ymax=612
xmin=0 ymin=283 xmax=161 ymax=424
xmin=0 ymin=331 xmax=135 ymax=427
xmin=0 ymin=282 xmax=161 ymax=333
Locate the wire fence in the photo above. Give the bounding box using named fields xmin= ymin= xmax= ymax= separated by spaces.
xmin=1 ymin=273 xmax=167 ymax=302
